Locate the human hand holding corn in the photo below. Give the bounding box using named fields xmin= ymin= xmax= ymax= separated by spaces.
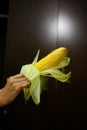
xmin=20 ymin=47 xmax=71 ymax=105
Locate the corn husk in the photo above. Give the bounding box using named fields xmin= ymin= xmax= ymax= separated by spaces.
xmin=20 ymin=47 xmax=71 ymax=105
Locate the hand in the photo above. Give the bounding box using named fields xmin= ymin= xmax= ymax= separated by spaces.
xmin=0 ymin=74 xmax=31 ymax=107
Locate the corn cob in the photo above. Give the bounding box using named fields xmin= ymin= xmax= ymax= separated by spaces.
xmin=34 ymin=47 xmax=68 ymax=71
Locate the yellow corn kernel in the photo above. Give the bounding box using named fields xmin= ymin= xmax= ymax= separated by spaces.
xmin=34 ymin=47 xmax=68 ymax=71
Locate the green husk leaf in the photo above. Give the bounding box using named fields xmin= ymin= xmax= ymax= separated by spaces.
xmin=40 ymin=57 xmax=71 ymax=82
xmin=32 ymin=49 xmax=40 ymax=65
xmin=42 ymin=69 xmax=71 ymax=82
xmin=31 ymin=77 xmax=40 ymax=105
xmin=55 ymin=57 xmax=70 ymax=69
xmin=20 ymin=64 xmax=40 ymax=104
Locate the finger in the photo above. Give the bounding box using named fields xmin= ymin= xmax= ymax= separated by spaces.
xmin=15 ymin=81 xmax=30 ymax=91
xmin=15 ymin=74 xmax=31 ymax=84
xmin=7 ymin=74 xmax=29 ymax=82
xmin=7 ymin=74 xmax=23 ymax=81
xmin=13 ymin=77 xmax=30 ymax=82
xmin=10 ymin=73 xmax=25 ymax=79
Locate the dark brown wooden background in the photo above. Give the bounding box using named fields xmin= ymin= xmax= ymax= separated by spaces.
xmin=1 ymin=0 xmax=87 ymax=129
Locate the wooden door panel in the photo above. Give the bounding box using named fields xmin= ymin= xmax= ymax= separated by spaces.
xmin=56 ymin=0 xmax=87 ymax=129
xmin=2 ymin=0 xmax=87 ymax=129
xmin=3 ymin=0 xmax=59 ymax=130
